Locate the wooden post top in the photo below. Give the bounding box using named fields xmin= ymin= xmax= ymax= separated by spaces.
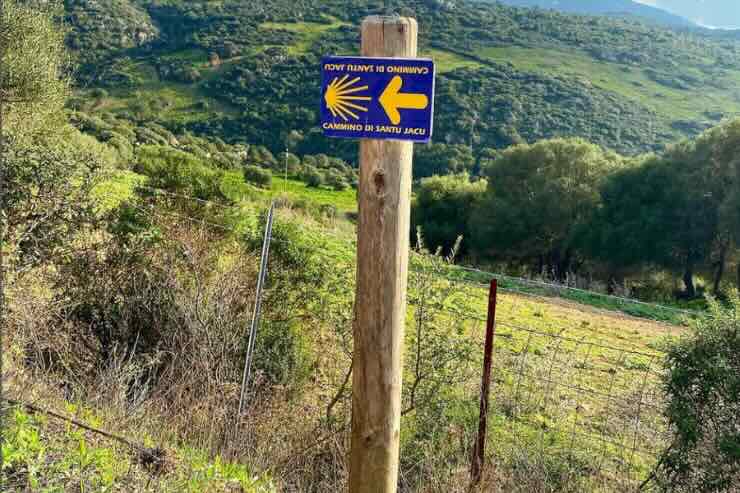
xmin=361 ymin=16 xmax=418 ymax=59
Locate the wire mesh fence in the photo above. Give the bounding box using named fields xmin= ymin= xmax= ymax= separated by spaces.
xmin=405 ymin=269 xmax=676 ymax=491
xmin=113 ymin=186 xmax=683 ymax=490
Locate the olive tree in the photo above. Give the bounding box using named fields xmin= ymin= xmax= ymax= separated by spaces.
xmin=469 ymin=138 xmax=621 ymax=280
xmin=2 ymin=0 xmax=102 ymax=269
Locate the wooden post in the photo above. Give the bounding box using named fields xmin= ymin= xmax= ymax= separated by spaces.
xmin=349 ymin=16 xmax=418 ymax=493
xmin=471 ymin=279 xmax=498 ymax=486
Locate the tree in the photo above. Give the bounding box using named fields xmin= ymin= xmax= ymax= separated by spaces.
xmin=687 ymin=119 xmax=740 ymax=294
xmin=1 ymin=0 xmax=68 ymax=138
xmin=587 ymin=154 xmax=717 ymax=298
xmin=469 ymin=138 xmax=620 ymax=279
xmin=244 ymin=165 xmax=272 ymax=189
xmin=2 ymin=0 xmax=95 ymax=270
xmin=413 ymin=143 xmax=475 ymax=179
xmin=587 ymin=119 xmax=740 ymax=298
xmin=411 ymin=174 xmax=486 ymax=256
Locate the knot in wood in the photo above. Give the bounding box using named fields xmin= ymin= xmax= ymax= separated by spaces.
xmin=372 ymin=169 xmax=387 ymax=198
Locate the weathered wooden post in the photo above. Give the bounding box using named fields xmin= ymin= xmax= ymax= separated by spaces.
xmin=349 ymin=16 xmax=418 ymax=493
xmin=319 ymin=14 xmax=433 ymax=492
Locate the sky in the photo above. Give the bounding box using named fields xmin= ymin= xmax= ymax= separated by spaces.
xmin=634 ymin=0 xmax=740 ymax=28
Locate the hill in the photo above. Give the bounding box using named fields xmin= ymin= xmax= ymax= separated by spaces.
xmin=493 ymin=0 xmax=696 ymax=28
xmin=62 ymin=0 xmax=740 ymax=163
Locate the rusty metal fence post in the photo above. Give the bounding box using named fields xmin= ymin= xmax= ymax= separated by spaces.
xmin=471 ymin=278 xmax=498 ymax=486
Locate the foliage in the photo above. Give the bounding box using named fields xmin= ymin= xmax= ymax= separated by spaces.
xmin=324 ymin=168 xmax=349 ymax=191
xmin=3 ymin=129 xmax=106 ymax=268
xmin=1 ymin=0 xmax=69 ymax=136
xmin=244 ymin=164 xmax=273 ymax=189
xmin=61 ymin=0 xmax=740 ymax=161
xmin=655 ymin=293 xmax=740 ymax=491
xmin=413 ymin=144 xmax=475 ymax=179
xmin=135 ymin=145 xmax=224 ymax=200
xmin=302 ymin=166 xmax=325 ymax=188
xmin=587 ymin=119 xmax=740 ymax=296
xmin=1 ymin=407 xmax=275 ymax=492
xmin=411 ymin=173 xmax=485 ymax=255
xmin=470 ymin=138 xmax=621 ymax=279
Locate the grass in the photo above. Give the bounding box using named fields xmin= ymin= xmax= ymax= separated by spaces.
xmin=1 ymin=406 xmax=275 ymax=492
xmin=422 ymin=48 xmax=484 ymax=73
xmin=93 ymin=166 xmax=696 ymax=328
xmin=260 ymin=17 xmax=349 ymax=55
xmin=437 ymin=264 xmax=698 ymax=326
xmin=477 ymin=45 xmax=740 ymax=124
xmin=81 ymin=55 xmax=238 ymax=126
xmin=221 ymin=170 xmax=358 ymax=213
xmin=27 ymin=172 xmax=690 ymax=491
xmin=406 ymin=270 xmax=679 ymax=489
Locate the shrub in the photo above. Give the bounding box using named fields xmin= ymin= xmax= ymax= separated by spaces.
xmin=653 ymin=293 xmax=740 ymax=491
xmin=135 ymin=145 xmax=224 ymax=200
xmin=303 ymin=167 xmax=324 ymax=188
xmin=325 ymin=170 xmax=348 ymax=191
xmin=243 ymin=165 xmax=272 ymax=189
xmin=90 ymin=87 xmax=108 ymax=99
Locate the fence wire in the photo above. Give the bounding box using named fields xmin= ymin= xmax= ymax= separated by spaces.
xmin=122 ymin=187 xmax=679 ymax=490
xmin=405 ymin=271 xmax=674 ymax=491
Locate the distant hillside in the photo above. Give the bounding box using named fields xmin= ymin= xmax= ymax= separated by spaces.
xmin=493 ymin=0 xmax=696 ymax=28
xmin=63 ymin=0 xmax=740 ymax=161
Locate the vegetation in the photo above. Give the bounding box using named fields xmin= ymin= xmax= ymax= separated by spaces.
xmin=470 ymin=139 xmax=621 ymax=280
xmin=3 ymin=0 xmax=740 ymax=492
xmin=412 ymin=130 xmax=739 ymax=302
xmin=61 ymin=0 xmax=740 ymax=163
xmin=244 ymin=165 xmax=273 ymax=189
xmin=651 ymin=294 xmax=740 ymax=491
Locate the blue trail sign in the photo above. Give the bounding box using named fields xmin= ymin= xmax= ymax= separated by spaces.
xmin=320 ymin=56 xmax=435 ymax=142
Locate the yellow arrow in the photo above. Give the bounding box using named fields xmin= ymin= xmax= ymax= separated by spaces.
xmin=378 ymin=75 xmax=429 ymax=125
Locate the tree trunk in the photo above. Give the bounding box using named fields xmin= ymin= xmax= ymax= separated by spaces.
xmin=683 ymin=262 xmax=696 ymax=299
xmin=713 ymin=241 xmax=728 ymax=296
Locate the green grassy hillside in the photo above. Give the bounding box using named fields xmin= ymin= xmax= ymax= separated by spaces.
xmin=64 ymin=0 xmax=740 ymax=161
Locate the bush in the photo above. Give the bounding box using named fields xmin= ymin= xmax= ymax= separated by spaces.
xmin=303 ymin=167 xmax=325 ymax=188
xmin=653 ymin=293 xmax=740 ymax=491
xmin=135 ymin=145 xmax=224 ymax=200
xmin=325 ymin=170 xmax=348 ymax=191
xmin=243 ymin=165 xmax=272 ymax=189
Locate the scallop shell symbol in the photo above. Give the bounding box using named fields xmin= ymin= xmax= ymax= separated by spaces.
xmin=325 ymin=75 xmax=371 ymax=121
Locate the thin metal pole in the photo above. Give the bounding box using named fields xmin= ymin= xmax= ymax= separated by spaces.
xmin=471 ymin=279 xmax=498 ymax=486
xmin=238 ymin=202 xmax=275 ymax=416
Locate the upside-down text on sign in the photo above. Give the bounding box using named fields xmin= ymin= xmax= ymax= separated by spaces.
xmin=320 ymin=56 xmax=435 ymax=142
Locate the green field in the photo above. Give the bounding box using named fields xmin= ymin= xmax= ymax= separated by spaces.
xmin=260 ymin=18 xmax=349 ymax=55
xmin=478 ymin=45 xmax=740 ymax=123
xmin=221 ymin=171 xmax=358 ymax=213
xmin=422 ymin=48 xmax=484 ymax=73
xmin=402 ymin=271 xmax=679 ymax=490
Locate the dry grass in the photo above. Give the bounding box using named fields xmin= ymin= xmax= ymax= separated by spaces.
xmin=2 ymin=209 xmax=684 ymax=491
